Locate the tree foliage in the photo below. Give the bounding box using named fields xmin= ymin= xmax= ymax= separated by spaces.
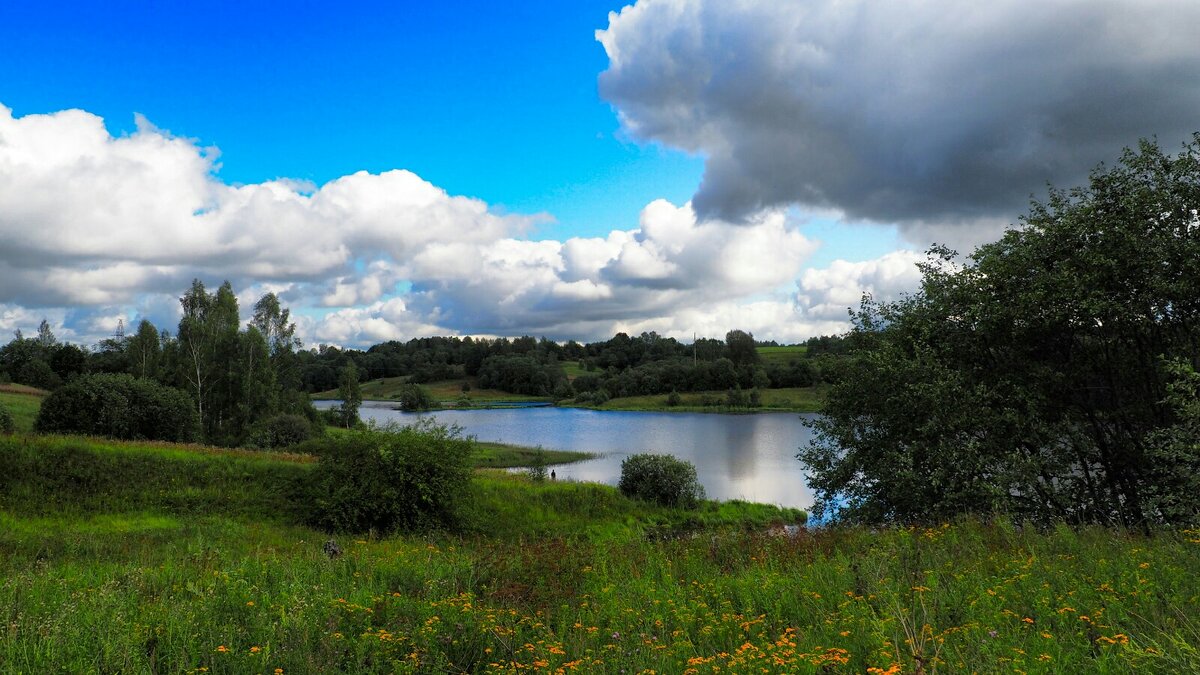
xmin=337 ymin=362 xmax=362 ymax=427
xmin=302 ymin=420 xmax=475 ymax=533
xmin=618 ymin=453 xmax=705 ymax=508
xmin=395 ymin=382 xmax=433 ymax=411
xmin=35 ymin=373 xmax=199 ymax=442
xmin=800 ymin=137 xmax=1200 ymax=527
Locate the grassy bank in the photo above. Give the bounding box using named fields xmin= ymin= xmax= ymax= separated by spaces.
xmin=0 ymin=384 xmax=48 ymax=432
xmin=1 ymin=432 xmax=1197 ymax=673
xmin=472 ymin=442 xmax=595 ymax=468
xmin=325 ymin=426 xmax=593 ymax=468
xmin=566 ymin=386 xmax=827 ymax=413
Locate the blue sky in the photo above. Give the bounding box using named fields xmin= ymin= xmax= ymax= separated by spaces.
xmin=0 ymin=1 xmax=704 ymax=240
xmin=2 ymin=0 xmax=1195 ymax=346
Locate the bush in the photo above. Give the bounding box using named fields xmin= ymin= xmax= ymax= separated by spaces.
xmin=395 ymin=383 xmax=434 ymax=411
xmin=34 ymin=374 xmax=199 ymax=442
xmin=247 ymin=413 xmax=315 ymax=449
xmin=618 ymin=453 xmax=705 ymax=508
xmin=666 ymin=390 xmax=681 ymax=407
xmin=0 ymin=401 xmax=13 ymax=434
xmin=18 ymin=359 xmax=61 ymax=390
xmin=302 ymin=420 xmax=474 ymax=533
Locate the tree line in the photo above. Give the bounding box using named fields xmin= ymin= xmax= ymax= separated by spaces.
xmin=295 ymin=329 xmax=842 ymax=399
xmin=0 ymin=281 xmax=319 ymax=447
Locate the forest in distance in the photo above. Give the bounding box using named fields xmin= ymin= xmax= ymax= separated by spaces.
xmin=0 ymin=303 xmax=842 ymax=430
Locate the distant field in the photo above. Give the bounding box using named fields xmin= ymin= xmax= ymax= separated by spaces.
xmin=577 ymin=385 xmax=827 ymax=413
xmin=0 ymin=386 xmax=47 ymax=432
xmin=311 ymin=377 xmax=548 ymax=403
xmin=756 ymin=344 xmax=808 ymax=365
xmin=560 ymin=360 xmax=588 ymax=380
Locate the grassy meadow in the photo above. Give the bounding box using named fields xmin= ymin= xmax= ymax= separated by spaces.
xmin=570 ymin=386 xmax=827 ymax=414
xmin=1 ymin=428 xmax=1198 ymax=673
xmin=3 ymin=378 xmax=1197 ymax=672
xmin=755 ymin=345 xmax=808 ymax=366
xmin=0 ymin=383 xmax=48 ymax=432
xmin=471 ymin=441 xmax=595 ymax=469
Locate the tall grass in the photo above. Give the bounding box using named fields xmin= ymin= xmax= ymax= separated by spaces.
xmin=0 ymin=435 xmax=1196 ymax=673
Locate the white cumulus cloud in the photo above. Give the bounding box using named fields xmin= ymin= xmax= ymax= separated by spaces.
xmin=0 ymin=102 xmax=920 ymax=347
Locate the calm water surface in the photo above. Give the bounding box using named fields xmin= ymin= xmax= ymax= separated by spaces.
xmin=318 ymin=401 xmax=817 ymax=509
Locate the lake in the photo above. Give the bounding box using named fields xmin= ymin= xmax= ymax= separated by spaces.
xmin=316 ymin=401 xmax=817 ymax=510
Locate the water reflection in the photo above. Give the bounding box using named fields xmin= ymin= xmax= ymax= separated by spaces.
xmin=316 ymin=401 xmax=817 ymax=510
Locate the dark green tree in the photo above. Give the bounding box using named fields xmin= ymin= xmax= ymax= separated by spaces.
xmin=337 ymin=362 xmax=362 ymax=428
xmin=800 ymin=136 xmax=1200 ymax=528
xmin=725 ymin=329 xmax=759 ymax=366
xmin=126 ymin=319 xmax=161 ymax=380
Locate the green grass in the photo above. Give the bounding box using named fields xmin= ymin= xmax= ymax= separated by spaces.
xmin=311 ymin=376 xmax=549 ymax=404
xmin=756 ymin=344 xmax=808 ymax=365
xmin=0 ymin=387 xmax=47 ymax=432
xmin=2 ymin=434 xmax=1199 ymax=673
xmin=471 ymin=442 xmax=595 ymax=468
xmin=561 ymin=360 xmax=589 ymax=380
xmin=325 ymin=427 xmax=590 ymax=469
xmin=569 ymin=385 xmax=827 ymax=413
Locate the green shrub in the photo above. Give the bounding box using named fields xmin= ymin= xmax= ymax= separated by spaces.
xmin=395 ymin=383 xmax=434 ymax=411
xmin=0 ymin=401 xmax=13 ymax=434
xmin=34 ymin=374 xmax=199 ymax=442
xmin=17 ymin=359 xmax=61 ymax=390
xmin=618 ymin=453 xmax=705 ymax=508
xmin=302 ymin=420 xmax=474 ymax=533
xmin=247 ymin=413 xmax=315 ymax=449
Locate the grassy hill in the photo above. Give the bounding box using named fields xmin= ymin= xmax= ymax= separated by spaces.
xmin=1 ymin=429 xmax=1197 ymax=673
xmin=572 ymin=386 xmax=827 ymax=413
xmin=0 ymin=383 xmax=49 ymax=432
xmin=756 ymin=344 xmax=808 ymax=365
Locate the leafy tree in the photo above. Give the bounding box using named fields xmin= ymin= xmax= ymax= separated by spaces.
xmin=126 ymin=319 xmax=160 ymax=380
xmin=302 ymin=420 xmax=475 ymax=533
xmin=0 ymin=330 xmax=39 ymax=379
xmin=619 ymin=453 xmax=705 ymax=508
xmin=800 ymin=136 xmax=1200 ymax=528
xmin=18 ymin=359 xmax=61 ymax=390
xmin=1141 ymin=361 xmax=1200 ymax=524
xmin=177 ymin=280 xmax=221 ymax=432
xmin=395 ymin=382 xmax=433 ymax=411
xmin=35 ymin=373 xmax=199 ymax=442
xmin=49 ymin=343 xmax=88 ymax=381
xmin=725 ymin=329 xmax=759 ymax=366
xmin=251 ymin=292 xmax=301 ymax=393
xmin=246 ymin=413 xmax=315 ymax=449
xmin=35 ymin=319 xmax=57 ymax=350
xmin=337 ymin=362 xmax=362 ymax=427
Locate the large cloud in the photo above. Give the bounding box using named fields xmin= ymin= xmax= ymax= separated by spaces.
xmin=0 ymin=105 xmax=532 ymax=308
xmin=796 ymin=250 xmax=925 ymax=321
xmin=597 ymin=0 xmax=1200 ymax=230
xmin=2 ymin=103 xmax=887 ymax=347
